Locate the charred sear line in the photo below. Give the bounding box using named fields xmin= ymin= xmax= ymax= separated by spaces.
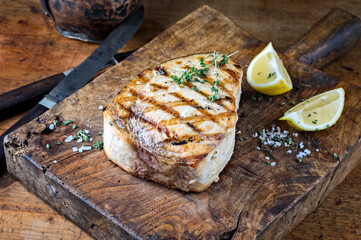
xmin=223 ymin=68 xmax=240 ymax=83
xmin=167 ymin=91 xmax=232 ymax=130
xmin=149 ymin=83 xmax=169 ymax=91
xmin=132 ymin=71 xmax=151 ymax=86
xmin=165 ymin=133 xmax=225 ymax=145
xmin=186 ymin=122 xmax=202 ymax=134
xmin=169 ymin=91 xmax=217 ymax=116
xmin=128 ymin=88 xmax=182 ymax=118
xmin=204 ymin=76 xmax=235 ymax=101
xmin=171 ymin=140 xmax=187 ymax=146
xmin=166 ymin=100 xmax=196 ymax=107
xmin=159 ymin=111 xmax=235 ymax=126
xmin=181 ymin=81 xmax=231 ymax=111
xmin=115 ymin=96 xmax=137 ymax=102
xmin=111 ymin=96 xmax=171 ymax=138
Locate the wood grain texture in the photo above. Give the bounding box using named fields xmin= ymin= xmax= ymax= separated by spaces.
xmin=1 ymin=0 xmax=361 ymax=239
xmin=285 ymin=8 xmax=361 ymax=69
xmin=0 ymin=173 xmax=91 ymax=239
xmin=4 ymin=4 xmax=361 ymax=240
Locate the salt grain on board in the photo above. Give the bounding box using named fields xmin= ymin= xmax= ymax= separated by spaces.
xmin=65 ymin=135 xmax=74 ymax=142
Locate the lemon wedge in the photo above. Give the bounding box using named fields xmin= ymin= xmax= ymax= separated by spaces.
xmin=247 ymin=42 xmax=292 ymax=95
xmin=279 ymin=88 xmax=345 ymax=131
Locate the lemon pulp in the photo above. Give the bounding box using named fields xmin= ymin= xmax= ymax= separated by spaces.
xmin=247 ymin=42 xmax=292 ymax=96
xmin=280 ymin=88 xmax=345 ymax=131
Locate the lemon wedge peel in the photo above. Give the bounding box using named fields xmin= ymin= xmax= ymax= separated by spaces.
xmin=279 ymin=88 xmax=345 ymax=131
xmin=247 ymin=42 xmax=293 ymax=96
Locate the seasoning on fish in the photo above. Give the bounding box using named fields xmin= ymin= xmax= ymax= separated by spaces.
xmin=103 ymin=52 xmax=242 ymax=192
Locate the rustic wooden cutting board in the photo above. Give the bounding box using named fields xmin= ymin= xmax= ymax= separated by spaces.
xmin=4 ymin=5 xmax=361 ymax=240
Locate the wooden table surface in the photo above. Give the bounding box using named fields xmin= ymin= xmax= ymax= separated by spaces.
xmin=0 ymin=0 xmax=360 ymax=239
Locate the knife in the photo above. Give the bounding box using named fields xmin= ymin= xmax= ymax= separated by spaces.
xmin=0 ymin=50 xmax=135 ymax=121
xmin=0 ymin=6 xmax=144 ymax=171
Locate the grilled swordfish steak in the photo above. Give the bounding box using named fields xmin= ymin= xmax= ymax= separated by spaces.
xmin=104 ymin=52 xmax=242 ymax=192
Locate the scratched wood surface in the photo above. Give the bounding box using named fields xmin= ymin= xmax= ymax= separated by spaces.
xmin=3 ymin=3 xmax=361 ymax=240
xmin=1 ymin=0 xmax=361 ymax=239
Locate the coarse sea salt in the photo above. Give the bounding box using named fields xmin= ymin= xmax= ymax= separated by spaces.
xmin=316 ymin=149 xmax=320 ymax=152
xmin=78 ymin=145 xmax=91 ymax=153
xmin=49 ymin=124 xmax=54 ymax=130
xmin=72 ymin=147 xmax=78 ymax=152
xmin=253 ymin=124 xmax=312 ymax=162
xmin=65 ymin=135 xmax=74 ymax=142
xmin=296 ymin=148 xmax=312 ymax=160
xmin=270 ymin=162 xmax=276 ymax=166
xmin=265 ymin=156 xmax=270 ymax=160
xmin=98 ymin=105 xmax=103 ymax=110
xmin=82 ymin=146 xmax=92 ymax=151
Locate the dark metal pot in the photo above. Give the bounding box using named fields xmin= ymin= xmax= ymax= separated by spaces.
xmin=40 ymin=0 xmax=142 ymax=43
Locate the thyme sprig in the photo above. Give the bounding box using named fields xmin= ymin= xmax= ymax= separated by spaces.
xmin=93 ymin=140 xmax=104 ymax=150
xmin=170 ymin=50 xmax=237 ymax=101
xmin=170 ymin=63 xmax=209 ymax=85
xmin=209 ymin=72 xmax=220 ymax=101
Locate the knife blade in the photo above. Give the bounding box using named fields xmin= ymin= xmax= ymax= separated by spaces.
xmin=39 ymin=6 xmax=144 ymax=108
xmin=0 ymin=50 xmax=135 ymax=121
xmin=0 ymin=6 xmax=144 ymax=172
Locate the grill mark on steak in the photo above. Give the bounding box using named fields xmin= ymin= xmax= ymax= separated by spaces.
xmin=159 ymin=111 xmax=235 ymax=126
xmin=128 ymin=73 xmax=231 ymax=140
xmin=111 ymin=96 xmax=172 ymax=138
xmin=175 ymin=65 xmax=234 ymax=109
xmin=124 ymin=88 xmax=230 ymax=144
xmin=166 ymin=132 xmax=225 ymax=147
xmin=149 ymin=83 xmax=169 ymax=91
xmin=166 ymin=91 xmax=235 ymax=130
xmin=107 ymin=53 xmax=242 ymax=163
xmin=128 ymin=88 xmax=183 ymax=119
xmin=116 ymin=82 xmax=232 ymax=143
xmin=180 ymin=81 xmax=231 ymax=111
xmin=223 ymin=68 xmax=241 ymax=84
xmin=203 ymin=75 xmax=235 ymax=102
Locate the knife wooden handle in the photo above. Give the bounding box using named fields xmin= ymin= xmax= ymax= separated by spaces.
xmin=0 ymin=50 xmax=135 ymax=121
xmin=0 ymin=73 xmax=65 ymax=121
xmin=285 ymin=8 xmax=361 ymax=69
xmin=0 ymin=50 xmax=135 ymax=173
